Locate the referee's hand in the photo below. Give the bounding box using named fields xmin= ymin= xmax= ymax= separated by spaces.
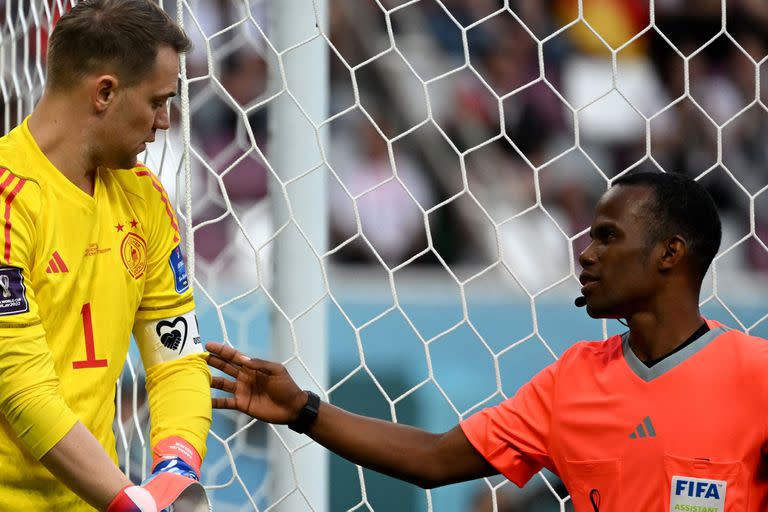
xmin=206 ymin=342 xmax=308 ymax=425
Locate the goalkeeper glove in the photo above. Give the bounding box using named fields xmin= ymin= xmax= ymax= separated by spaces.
xmin=151 ymin=436 xmax=202 ymax=481
xmin=149 ymin=436 xmax=208 ymax=511
xmin=108 ymin=473 xmax=209 ymax=512
xmin=107 ymin=485 xmax=157 ymax=512
xmin=152 ymin=457 xmax=199 ymax=481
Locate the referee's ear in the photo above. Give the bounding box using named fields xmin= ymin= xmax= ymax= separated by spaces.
xmin=658 ymin=234 xmax=687 ymax=272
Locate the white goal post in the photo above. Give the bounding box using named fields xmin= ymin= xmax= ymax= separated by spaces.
xmin=2 ymin=1 xmax=768 ymax=511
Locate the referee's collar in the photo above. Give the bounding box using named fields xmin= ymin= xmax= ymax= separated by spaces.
xmin=621 ymin=326 xmax=729 ymax=382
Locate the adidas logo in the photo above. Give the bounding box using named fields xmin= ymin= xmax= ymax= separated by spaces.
xmin=45 ymin=251 xmax=69 ymax=274
xmin=629 ymin=416 xmax=656 ymax=439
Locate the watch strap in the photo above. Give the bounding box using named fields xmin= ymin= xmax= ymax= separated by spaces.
xmin=288 ymin=390 xmax=320 ymax=434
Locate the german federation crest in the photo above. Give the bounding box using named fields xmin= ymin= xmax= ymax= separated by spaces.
xmin=120 ymin=232 xmax=147 ymax=279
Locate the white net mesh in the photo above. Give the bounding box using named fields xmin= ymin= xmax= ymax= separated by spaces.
xmin=3 ymin=0 xmax=768 ymax=511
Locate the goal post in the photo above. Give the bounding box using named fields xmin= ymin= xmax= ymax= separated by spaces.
xmin=267 ymin=0 xmax=329 ymax=510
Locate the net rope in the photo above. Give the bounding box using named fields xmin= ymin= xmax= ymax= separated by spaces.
xmin=2 ymin=0 xmax=767 ymax=510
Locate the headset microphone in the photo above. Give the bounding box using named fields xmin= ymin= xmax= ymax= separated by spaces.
xmin=574 ymin=296 xmax=587 ymax=308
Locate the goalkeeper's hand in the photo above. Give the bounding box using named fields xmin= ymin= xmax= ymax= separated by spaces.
xmin=107 ymin=436 xmax=207 ymax=512
xmin=152 ymin=457 xmax=199 ymax=481
xmin=150 ymin=436 xmax=207 ymax=512
xmin=150 ymin=456 xmax=199 ymax=512
xmin=107 ymin=484 xmax=157 ymax=512
xmin=150 ymin=458 xmax=198 ymax=512
xmin=107 ymin=473 xmax=209 ymax=512
xmin=151 ymin=436 xmax=202 ymax=481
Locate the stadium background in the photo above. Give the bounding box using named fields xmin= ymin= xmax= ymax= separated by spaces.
xmin=3 ymin=0 xmax=768 ymax=510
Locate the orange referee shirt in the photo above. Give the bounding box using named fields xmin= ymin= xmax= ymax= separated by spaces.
xmin=461 ymin=319 xmax=768 ymax=511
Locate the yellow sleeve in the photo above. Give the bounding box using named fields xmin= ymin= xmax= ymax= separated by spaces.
xmin=133 ymin=167 xmax=211 ymax=460
xmin=145 ymin=353 xmax=211 ymax=459
xmin=134 ymin=166 xmax=194 ymax=321
xmin=0 ymin=173 xmax=78 ymax=459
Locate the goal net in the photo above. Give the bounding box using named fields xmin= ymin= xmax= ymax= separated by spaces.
xmin=3 ymin=0 xmax=768 ymax=511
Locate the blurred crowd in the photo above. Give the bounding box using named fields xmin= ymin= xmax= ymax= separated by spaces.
xmin=2 ymin=0 xmax=768 ymax=288
xmin=167 ymin=0 xmax=768 ymax=292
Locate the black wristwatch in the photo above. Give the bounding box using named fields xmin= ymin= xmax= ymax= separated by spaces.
xmin=288 ymin=390 xmax=320 ymax=434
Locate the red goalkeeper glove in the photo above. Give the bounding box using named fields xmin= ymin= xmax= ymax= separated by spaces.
xmin=151 ymin=436 xmax=208 ymax=511
xmin=108 ymin=437 xmax=208 ymax=511
xmin=107 ymin=473 xmax=208 ymax=512
xmin=107 ymin=485 xmax=157 ymax=512
xmin=151 ymin=436 xmax=202 ymax=481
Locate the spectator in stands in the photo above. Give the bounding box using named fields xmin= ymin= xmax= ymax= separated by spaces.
xmin=329 ymin=113 xmax=434 ymax=267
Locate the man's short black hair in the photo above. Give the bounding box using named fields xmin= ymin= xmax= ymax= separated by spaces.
xmin=613 ymin=172 xmax=722 ymax=280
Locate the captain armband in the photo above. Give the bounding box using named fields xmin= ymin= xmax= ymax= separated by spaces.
xmin=134 ymin=310 xmax=203 ymax=369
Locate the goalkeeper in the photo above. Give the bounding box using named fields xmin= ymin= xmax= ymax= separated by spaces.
xmin=208 ymin=172 xmax=768 ymax=510
xmin=0 ymin=1 xmax=210 ymax=510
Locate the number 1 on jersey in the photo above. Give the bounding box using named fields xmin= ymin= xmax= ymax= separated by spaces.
xmin=72 ymin=303 xmax=108 ymax=369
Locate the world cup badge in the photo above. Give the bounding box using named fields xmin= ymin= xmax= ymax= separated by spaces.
xmin=120 ymin=232 xmax=147 ymax=279
xmin=0 ymin=275 xmax=10 ymax=298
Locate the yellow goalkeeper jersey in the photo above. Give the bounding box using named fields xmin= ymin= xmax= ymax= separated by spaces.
xmin=0 ymin=118 xmax=210 ymax=510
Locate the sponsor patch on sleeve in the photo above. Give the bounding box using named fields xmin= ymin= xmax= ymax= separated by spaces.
xmin=0 ymin=267 xmax=29 ymax=316
xmin=168 ymin=245 xmax=189 ymax=294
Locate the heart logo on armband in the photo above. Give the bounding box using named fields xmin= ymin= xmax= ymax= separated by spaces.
xmin=156 ymin=317 xmax=188 ymax=354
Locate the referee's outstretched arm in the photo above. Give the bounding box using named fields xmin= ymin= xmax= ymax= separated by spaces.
xmin=206 ymin=341 xmax=498 ymax=489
